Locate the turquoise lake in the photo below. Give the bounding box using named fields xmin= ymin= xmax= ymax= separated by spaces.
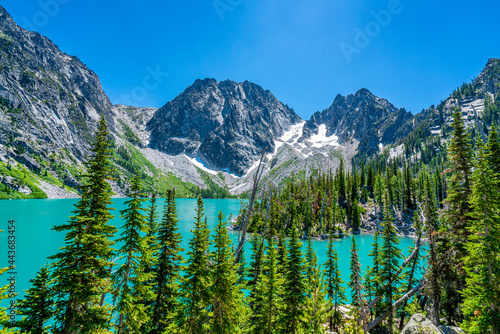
xmin=0 ymin=198 xmax=422 ymax=307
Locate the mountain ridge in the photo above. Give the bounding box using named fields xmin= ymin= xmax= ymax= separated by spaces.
xmin=0 ymin=4 xmax=498 ymax=198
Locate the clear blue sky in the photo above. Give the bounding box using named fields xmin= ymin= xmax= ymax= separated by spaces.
xmin=2 ymin=0 xmax=499 ymax=119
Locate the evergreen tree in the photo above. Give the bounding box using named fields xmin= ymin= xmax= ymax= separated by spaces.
xmin=379 ymin=193 xmax=402 ymax=334
xmin=149 ymin=189 xmax=183 ymax=334
xmin=251 ymin=236 xmax=283 ymax=334
xmin=348 ymin=236 xmax=362 ymax=308
xmin=348 ymin=236 xmax=368 ymax=332
xmin=323 ymin=234 xmax=346 ymax=332
xmin=461 ymin=137 xmax=500 ymax=334
xmin=276 ymin=232 xmax=287 ymax=275
xmin=422 ymin=174 xmax=442 ymax=326
xmin=279 ymin=224 xmax=305 ymax=334
xmin=112 ymin=175 xmax=152 ymax=333
xmin=50 ymin=115 xmax=116 ymax=333
xmin=301 ymin=248 xmax=329 ymax=334
xmin=139 ymin=191 xmax=159 ymax=330
xmin=14 ymin=266 xmax=54 ymax=334
xmin=352 ymin=200 xmax=360 ymax=232
xmin=441 ymin=108 xmax=474 ymax=324
xmin=181 ymin=196 xmax=211 ymax=333
xmin=487 ymin=124 xmax=500 ymax=176
xmin=367 ymin=227 xmax=382 ymax=319
xmin=210 ymin=211 xmax=244 ymax=333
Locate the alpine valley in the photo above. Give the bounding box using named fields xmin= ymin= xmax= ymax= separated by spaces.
xmin=0 ymin=4 xmax=499 ymax=199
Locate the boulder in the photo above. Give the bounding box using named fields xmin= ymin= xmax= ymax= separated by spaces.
xmin=438 ymin=325 xmax=467 ymax=334
xmin=402 ymin=313 xmax=440 ymax=334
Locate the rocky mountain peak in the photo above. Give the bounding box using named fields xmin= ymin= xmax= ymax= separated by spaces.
xmin=474 ymin=58 xmax=500 ymax=96
xmin=147 ymin=79 xmax=302 ymax=176
xmin=0 ymin=4 xmax=115 ymax=165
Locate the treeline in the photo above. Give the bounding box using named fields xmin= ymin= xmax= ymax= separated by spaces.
xmin=245 ymin=153 xmax=446 ymax=238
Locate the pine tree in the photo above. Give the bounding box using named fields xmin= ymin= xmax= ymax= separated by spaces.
xmin=276 ymin=232 xmax=287 ymax=275
xmin=441 ymin=108 xmax=474 ymax=324
xmin=348 ymin=236 xmax=362 ymax=307
xmin=461 ymin=137 xmax=500 ymax=334
xmin=352 ymin=199 xmax=360 ymax=232
xmin=324 ymin=234 xmax=346 ymax=332
xmin=50 ymin=115 xmax=116 ymax=333
xmin=379 ymin=193 xmax=402 ymax=334
xmin=251 ymin=236 xmax=283 ymax=334
xmin=181 ymin=196 xmax=211 ymax=333
xmin=301 ymin=247 xmax=329 ymax=334
xmin=209 ymin=211 xmax=244 ymax=333
xmin=112 ymin=175 xmax=152 ymax=333
xmin=367 ymin=227 xmax=382 ymax=319
xmin=140 ymin=191 xmax=159 ymax=332
xmin=247 ymin=235 xmax=265 ymax=301
xmin=487 ymin=124 xmax=500 ymax=176
xmin=149 ymin=189 xmax=183 ymax=333
xmin=279 ymin=224 xmax=305 ymax=334
xmin=14 ymin=266 xmax=54 ymax=333
xmin=423 ymin=173 xmax=441 ymax=327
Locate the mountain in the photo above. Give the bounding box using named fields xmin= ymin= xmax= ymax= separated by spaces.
xmin=0 ymin=5 xmax=115 ymax=166
xmin=301 ymin=88 xmax=413 ymax=159
xmin=0 ymin=5 xmax=498 ymax=199
xmin=363 ymin=58 xmax=500 ymax=168
xmin=147 ymin=78 xmax=302 ymax=176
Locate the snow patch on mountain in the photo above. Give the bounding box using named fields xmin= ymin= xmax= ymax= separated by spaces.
xmin=307 ymin=124 xmax=340 ymax=148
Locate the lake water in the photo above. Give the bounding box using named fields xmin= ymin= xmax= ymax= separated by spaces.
xmin=0 ymin=198 xmax=422 ymax=307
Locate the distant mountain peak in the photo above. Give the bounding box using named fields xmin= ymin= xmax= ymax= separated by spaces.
xmin=147 ymin=78 xmax=302 ymax=176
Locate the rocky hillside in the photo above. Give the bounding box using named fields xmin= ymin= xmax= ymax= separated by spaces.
xmin=147 ymin=78 xmax=302 ymax=176
xmin=366 ymin=58 xmax=500 ymax=168
xmin=302 ymin=88 xmax=413 ymax=158
xmin=0 ymin=5 xmax=115 ymax=165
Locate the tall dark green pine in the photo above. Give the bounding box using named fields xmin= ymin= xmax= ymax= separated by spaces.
xmin=181 ymin=196 xmax=211 ymax=333
xmin=149 ymin=189 xmax=183 ymax=334
xmin=423 ymin=173 xmax=442 ymax=326
xmin=210 ymin=211 xmax=244 ymax=333
xmin=251 ymin=236 xmax=283 ymax=334
xmin=50 ymin=115 xmax=116 ymax=333
xmin=379 ymin=193 xmax=402 ymax=334
xmin=140 ymin=191 xmax=160 ymax=330
xmin=276 ymin=232 xmax=287 ymax=275
xmin=247 ymin=235 xmax=265 ymax=302
xmin=442 ymin=107 xmax=474 ymax=324
xmin=352 ymin=200 xmax=360 ymax=232
xmin=112 ymin=175 xmax=152 ymax=334
xmin=461 ymin=137 xmax=500 ymax=334
xmin=337 ymin=158 xmax=347 ymax=205
xmin=348 ymin=236 xmax=363 ymax=308
xmin=279 ymin=224 xmax=305 ymax=334
xmin=367 ymin=227 xmax=382 ymax=319
xmin=301 ymin=244 xmax=328 ymax=333
xmin=323 ymin=233 xmax=346 ymax=333
xmin=487 ymin=124 xmax=500 ymax=175
xmin=14 ymin=266 xmax=54 ymax=334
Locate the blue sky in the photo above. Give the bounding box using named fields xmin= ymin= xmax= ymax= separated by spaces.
xmin=2 ymin=0 xmax=499 ymax=119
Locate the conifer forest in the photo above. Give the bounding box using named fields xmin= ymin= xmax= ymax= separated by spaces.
xmin=1 ymin=109 xmax=500 ymax=334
